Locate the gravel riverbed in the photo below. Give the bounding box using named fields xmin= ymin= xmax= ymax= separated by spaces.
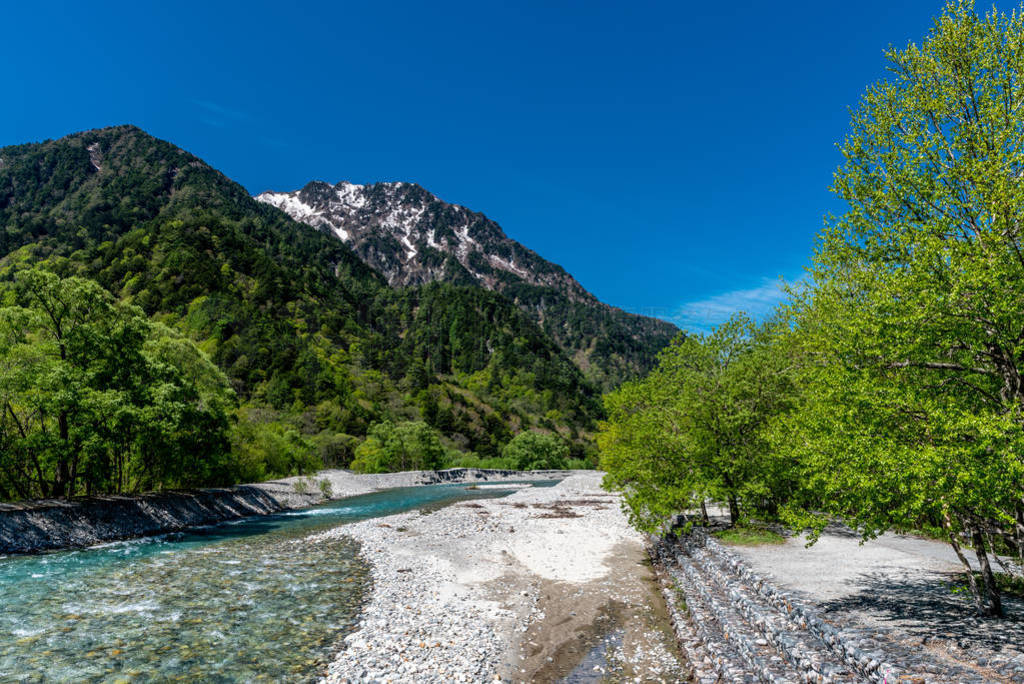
xmin=312 ymin=473 xmax=686 ymax=683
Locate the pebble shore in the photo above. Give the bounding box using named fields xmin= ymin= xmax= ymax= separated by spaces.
xmin=312 ymin=473 xmax=687 ymax=683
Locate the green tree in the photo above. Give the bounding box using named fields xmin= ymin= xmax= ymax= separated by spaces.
xmin=599 ymin=315 xmax=798 ymax=530
xmin=0 ymin=269 xmax=235 ymax=499
xmin=501 ymin=430 xmax=569 ymax=471
xmin=789 ymin=0 xmax=1024 ymax=616
xmin=350 ymin=420 xmax=446 ymax=473
xmin=231 ymin=411 xmax=320 ymax=482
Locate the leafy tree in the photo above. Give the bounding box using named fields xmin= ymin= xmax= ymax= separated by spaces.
xmin=501 ymin=430 xmax=569 ymax=470
xmin=599 ymin=315 xmax=798 ymax=530
xmin=350 ymin=420 xmax=447 ymax=473
xmin=788 ymin=0 xmax=1024 ymax=616
xmin=230 ymin=410 xmax=320 ymax=482
xmin=0 ymin=269 xmax=234 ymax=498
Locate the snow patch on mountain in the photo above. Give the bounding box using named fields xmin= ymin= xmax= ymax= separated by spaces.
xmin=488 ymin=254 xmax=529 ymax=278
xmin=257 ymin=190 xmax=351 ymax=241
xmin=334 ymin=181 xmax=367 ymax=209
xmin=254 ymin=179 xmax=588 ymax=299
xmin=87 ymin=143 xmax=102 ymax=171
xmin=455 ymin=223 xmax=475 ymax=259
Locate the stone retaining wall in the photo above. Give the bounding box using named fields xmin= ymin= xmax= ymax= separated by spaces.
xmin=652 ymin=529 xmax=987 ymax=683
xmin=0 ymin=486 xmax=307 ymax=554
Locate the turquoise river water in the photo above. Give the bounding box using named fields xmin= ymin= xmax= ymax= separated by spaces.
xmin=0 ymin=481 xmax=557 ymax=683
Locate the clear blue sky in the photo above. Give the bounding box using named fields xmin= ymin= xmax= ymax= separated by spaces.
xmin=2 ymin=1 xmax=1006 ymax=332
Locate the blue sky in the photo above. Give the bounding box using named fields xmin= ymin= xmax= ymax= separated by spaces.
xmin=2 ymin=1 xmax=1003 ymax=332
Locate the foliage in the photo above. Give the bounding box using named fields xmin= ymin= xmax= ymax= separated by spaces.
xmin=778 ymin=0 xmax=1024 ymax=617
xmin=0 ymin=269 xmax=234 ymax=498
xmin=350 ymin=420 xmax=448 ymax=473
xmin=501 ymin=430 xmax=570 ymax=470
xmin=564 ymin=458 xmax=591 ymax=470
xmin=594 ymin=0 xmax=1024 ymax=619
xmin=954 ymin=572 xmax=1024 ymax=601
xmin=598 ymin=315 xmax=799 ymax=532
xmin=229 ymin=410 xmax=320 ymax=483
xmin=443 ymin=453 xmax=517 ymax=470
xmin=498 ymin=281 xmax=679 ymax=391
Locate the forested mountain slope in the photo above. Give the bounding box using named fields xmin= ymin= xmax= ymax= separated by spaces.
xmin=0 ymin=126 xmax=602 ymax=498
xmin=257 ymin=180 xmax=678 ymax=389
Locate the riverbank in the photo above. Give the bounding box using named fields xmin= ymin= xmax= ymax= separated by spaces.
xmin=0 ymin=468 xmax=567 ymax=554
xmin=314 ymin=472 xmax=686 ymax=682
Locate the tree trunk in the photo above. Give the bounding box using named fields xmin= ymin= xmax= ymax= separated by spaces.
xmin=67 ymin=448 xmax=78 ymax=500
xmin=700 ymin=500 xmax=710 ymax=526
xmin=52 ymin=466 xmax=67 ymax=498
xmin=52 ymin=411 xmax=71 ymax=499
xmin=7 ymin=402 xmax=47 ymax=496
xmin=727 ymin=495 xmax=740 ymax=526
xmin=942 ymin=510 xmax=983 ymax=615
xmin=1015 ymin=504 xmax=1024 ymax=567
xmin=720 ymin=471 xmax=740 ymax=526
xmin=987 ymin=531 xmax=1018 ymax=578
xmin=971 ymin=527 xmax=1004 ymax=618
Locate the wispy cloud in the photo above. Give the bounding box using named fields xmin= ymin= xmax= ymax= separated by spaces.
xmin=259 ymin=135 xmax=290 ymax=149
xmin=670 ymin=276 xmax=795 ymax=334
xmin=192 ymin=99 xmax=250 ymax=128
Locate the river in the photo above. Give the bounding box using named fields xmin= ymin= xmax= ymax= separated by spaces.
xmin=0 ymin=480 xmax=557 ymax=682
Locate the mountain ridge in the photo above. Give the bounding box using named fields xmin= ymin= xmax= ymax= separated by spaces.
xmin=257 ymin=180 xmax=591 ymax=296
xmin=0 ymin=126 xmax=602 ymax=479
xmin=256 ymin=179 xmax=679 ymax=389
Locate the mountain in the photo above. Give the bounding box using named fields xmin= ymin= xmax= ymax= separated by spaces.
xmin=0 ymin=126 xmax=603 ymax=495
xmin=256 ymin=181 xmax=679 ymax=389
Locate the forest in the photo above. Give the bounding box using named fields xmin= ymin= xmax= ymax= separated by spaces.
xmin=599 ymin=1 xmax=1024 ymax=619
xmin=0 ymin=123 xmax=616 ymax=501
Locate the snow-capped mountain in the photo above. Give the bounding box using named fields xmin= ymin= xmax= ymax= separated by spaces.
xmin=256 ymin=180 xmax=590 ymax=296
xmin=256 ymin=180 xmax=679 ymax=388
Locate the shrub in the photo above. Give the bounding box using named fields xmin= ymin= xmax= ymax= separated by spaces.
xmin=501 ymin=431 xmax=569 ymax=471
xmin=350 ymin=420 xmax=446 ymax=473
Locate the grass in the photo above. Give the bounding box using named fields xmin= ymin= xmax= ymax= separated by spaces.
xmin=673 ymin=587 xmax=688 ymax=613
xmin=952 ymin=571 xmax=1024 ymax=600
xmin=713 ymin=525 xmax=786 ymax=546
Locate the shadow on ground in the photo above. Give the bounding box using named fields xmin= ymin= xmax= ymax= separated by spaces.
xmin=819 ymin=570 xmax=1024 ymax=651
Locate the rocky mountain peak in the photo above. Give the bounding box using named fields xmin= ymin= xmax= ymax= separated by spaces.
xmin=255 ymin=181 xmax=587 ymax=297
xmin=256 ymin=178 xmax=678 ymax=389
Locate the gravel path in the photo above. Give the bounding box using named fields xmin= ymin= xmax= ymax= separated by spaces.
xmin=311 ymin=473 xmax=686 ymax=683
xmin=730 ymin=529 xmax=982 ymax=604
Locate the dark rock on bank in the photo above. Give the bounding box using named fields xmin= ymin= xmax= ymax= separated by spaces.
xmin=0 ymin=468 xmax=570 ymax=555
xmin=0 ymin=486 xmax=307 ymax=555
